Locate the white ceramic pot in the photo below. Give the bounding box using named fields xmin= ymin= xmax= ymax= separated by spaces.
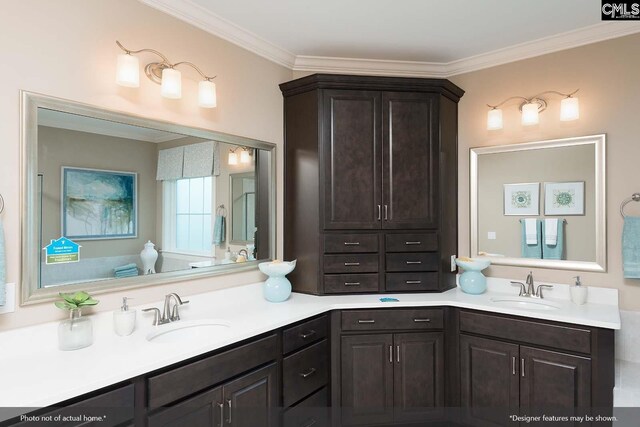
xmin=140 ymin=240 xmax=158 ymax=274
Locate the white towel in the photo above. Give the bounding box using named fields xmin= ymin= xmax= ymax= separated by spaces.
xmin=524 ymin=218 xmax=538 ymax=245
xmin=545 ymin=218 xmax=558 ymax=246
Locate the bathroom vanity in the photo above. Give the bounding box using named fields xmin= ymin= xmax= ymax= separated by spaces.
xmin=0 ymin=281 xmax=618 ymax=427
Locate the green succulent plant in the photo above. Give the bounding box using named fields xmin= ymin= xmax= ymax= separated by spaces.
xmin=54 ymin=291 xmax=99 ymax=311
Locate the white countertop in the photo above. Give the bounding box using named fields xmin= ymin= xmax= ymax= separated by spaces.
xmin=0 ymin=277 xmax=620 ymax=412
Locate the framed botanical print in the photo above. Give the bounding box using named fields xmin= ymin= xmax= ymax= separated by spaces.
xmin=544 ymin=181 xmax=585 ymax=215
xmin=504 ymin=183 xmax=540 ymax=216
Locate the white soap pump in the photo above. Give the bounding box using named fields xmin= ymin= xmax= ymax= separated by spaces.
xmin=113 ymin=297 xmax=136 ymax=336
xmin=569 ymin=276 xmax=588 ymax=305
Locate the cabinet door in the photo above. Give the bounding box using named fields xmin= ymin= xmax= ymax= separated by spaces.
xmin=382 ymin=92 xmax=438 ymax=229
xmin=322 ymin=90 xmax=382 ymax=230
xmin=520 ymin=346 xmax=591 ymax=408
xmin=340 ymin=334 xmax=394 ymax=425
xmin=148 ymin=387 xmax=223 ymax=427
xmin=393 ymin=332 xmax=444 ymax=423
xmin=460 ymin=335 xmax=519 ymax=426
xmin=222 ymin=363 xmax=277 ymax=427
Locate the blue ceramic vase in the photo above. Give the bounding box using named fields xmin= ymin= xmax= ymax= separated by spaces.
xmin=258 ymin=260 xmax=297 ymax=302
xmin=455 ymin=258 xmax=491 ymax=294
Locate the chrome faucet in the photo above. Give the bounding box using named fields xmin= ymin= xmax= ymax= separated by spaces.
xmin=510 ymin=272 xmax=553 ymax=299
xmin=142 ymin=293 xmax=189 ymax=326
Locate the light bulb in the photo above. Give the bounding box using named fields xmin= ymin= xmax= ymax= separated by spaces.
xmin=161 ymin=68 xmax=182 ymax=99
xmin=228 ymin=151 xmax=238 ymax=165
xmin=240 ymin=149 xmax=251 ymax=164
xmin=521 ymin=103 xmax=539 ymax=126
xmin=487 ymin=108 xmax=503 ymax=130
xmin=199 ymin=80 xmax=217 ymax=108
xmin=116 ymin=54 xmax=140 ymax=87
xmin=560 ymin=97 xmax=579 ymax=121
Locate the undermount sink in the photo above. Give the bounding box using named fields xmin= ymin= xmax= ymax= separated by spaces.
xmin=146 ymin=319 xmax=231 ymax=344
xmin=489 ymin=297 xmax=561 ymax=311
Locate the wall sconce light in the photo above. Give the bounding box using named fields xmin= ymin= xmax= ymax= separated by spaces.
xmin=486 ymin=89 xmax=579 ymax=130
xmin=115 ymin=41 xmax=217 ymax=108
xmin=228 ymin=149 xmax=239 ymax=165
xmin=228 ymin=147 xmax=253 ymax=165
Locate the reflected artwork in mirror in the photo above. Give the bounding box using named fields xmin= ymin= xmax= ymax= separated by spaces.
xmin=470 ymin=135 xmax=606 ymax=272
xmin=21 ymin=92 xmax=276 ymax=303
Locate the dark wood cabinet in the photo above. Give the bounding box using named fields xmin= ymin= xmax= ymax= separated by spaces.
xmin=281 ymin=74 xmax=464 ymax=295
xmin=223 ymin=363 xmax=277 ymax=427
xmin=147 ymin=387 xmax=223 ymax=427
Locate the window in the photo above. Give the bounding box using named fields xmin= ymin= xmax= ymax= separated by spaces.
xmin=163 ymin=176 xmax=214 ymax=255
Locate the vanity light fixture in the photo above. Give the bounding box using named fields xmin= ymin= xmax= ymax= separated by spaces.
xmin=486 ymin=89 xmax=579 ymax=130
xmin=240 ymin=147 xmax=252 ymax=164
xmin=228 ymin=147 xmax=253 ymax=165
xmin=228 ymin=148 xmax=239 ymax=165
xmin=115 ymin=41 xmax=217 ymax=108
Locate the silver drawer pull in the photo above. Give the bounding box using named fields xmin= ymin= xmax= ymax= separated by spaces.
xmin=344 ymin=282 xmax=361 ymax=286
xmin=406 ymin=261 xmax=422 ymax=265
xmin=300 ymin=368 xmax=317 ymax=378
xmin=405 ymin=241 xmax=422 ymax=245
xmin=413 ymin=318 xmax=431 ymax=323
xmin=344 ymin=242 xmax=360 ymax=246
xmin=344 ymin=262 xmax=360 ymax=266
xmin=358 ymin=319 xmax=375 ymax=324
xmin=300 ymin=330 xmax=316 ymax=339
xmin=405 ymin=280 xmax=422 ymax=284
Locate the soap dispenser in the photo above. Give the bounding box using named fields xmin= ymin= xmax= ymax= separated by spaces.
xmin=113 ymin=297 xmax=136 ymax=336
xmin=570 ymin=276 xmax=588 ymax=305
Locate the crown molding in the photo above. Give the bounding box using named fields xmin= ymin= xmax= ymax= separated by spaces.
xmin=138 ymin=1 xmax=640 ymax=78
xmin=139 ymin=0 xmax=296 ymax=68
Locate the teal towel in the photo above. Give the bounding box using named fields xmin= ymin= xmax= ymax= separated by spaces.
xmin=0 ymin=217 xmax=5 ymax=306
xmin=115 ymin=269 xmax=138 ymax=278
xmin=542 ymin=219 xmax=565 ymax=260
xmin=213 ymin=215 xmax=226 ymax=245
xmin=623 ymin=217 xmax=640 ymax=278
xmin=520 ymin=219 xmax=542 ymax=259
xmin=114 ymin=263 xmax=137 ymax=273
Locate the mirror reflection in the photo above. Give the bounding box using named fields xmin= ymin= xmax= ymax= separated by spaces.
xmin=470 ymin=135 xmax=606 ymax=271
xmin=35 ymin=106 xmax=270 ymax=291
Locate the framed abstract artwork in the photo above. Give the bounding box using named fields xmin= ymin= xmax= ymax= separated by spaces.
xmin=503 ymin=183 xmax=540 ymax=216
xmin=62 ymin=167 xmax=137 ymax=240
xmin=544 ymin=181 xmax=585 ymax=215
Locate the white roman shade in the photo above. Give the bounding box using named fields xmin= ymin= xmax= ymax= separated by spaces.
xmin=157 ymin=141 xmax=220 ymax=180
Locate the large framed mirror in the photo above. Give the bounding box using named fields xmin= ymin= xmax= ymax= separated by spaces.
xmin=21 ymin=92 xmax=276 ymax=304
xmin=470 ymin=134 xmax=606 ymax=272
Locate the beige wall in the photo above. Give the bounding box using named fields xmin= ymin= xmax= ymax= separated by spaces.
xmin=38 ymin=126 xmax=158 ymax=259
xmin=451 ymin=32 xmax=640 ymax=311
xmin=477 ymin=144 xmax=596 ymax=261
xmin=0 ymin=0 xmax=291 ymax=330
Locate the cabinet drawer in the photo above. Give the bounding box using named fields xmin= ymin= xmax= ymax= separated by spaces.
xmin=385 ymin=233 xmax=438 ymax=252
xmin=323 ymin=254 xmax=378 ymax=273
xmin=283 ymin=340 xmax=329 ymax=407
xmin=341 ymin=308 xmax=443 ymax=331
xmin=324 ymin=233 xmax=378 ymax=253
xmin=147 ymin=334 xmax=278 ymax=408
xmin=385 ymin=272 xmax=438 ymax=292
xmin=385 ymin=252 xmax=438 ymax=272
xmin=283 ymin=315 xmax=329 ymax=354
xmin=283 ymin=387 xmax=330 ymax=427
xmin=459 ymin=310 xmax=591 ymax=354
xmin=324 ymin=273 xmax=379 ymax=293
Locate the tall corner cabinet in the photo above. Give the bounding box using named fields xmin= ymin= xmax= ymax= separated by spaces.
xmin=280 ymin=74 xmax=464 ymax=295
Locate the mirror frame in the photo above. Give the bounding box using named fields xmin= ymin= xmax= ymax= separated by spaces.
xmin=470 ymin=134 xmax=606 ymax=272
xmin=20 ymin=91 xmax=277 ymax=305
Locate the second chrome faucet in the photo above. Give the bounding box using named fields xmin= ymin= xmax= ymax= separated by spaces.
xmin=143 ymin=293 xmax=190 ymax=326
xmin=511 ymin=272 xmax=554 ymax=299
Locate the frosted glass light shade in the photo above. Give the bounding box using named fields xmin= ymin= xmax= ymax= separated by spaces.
xmin=487 ymin=108 xmax=503 ymax=130
xmin=161 ymin=68 xmax=182 ymax=99
xmin=521 ymin=103 xmax=539 ymax=126
xmin=560 ymin=97 xmax=579 ymax=121
xmin=116 ymin=54 xmax=140 ymax=87
xmin=198 ymin=80 xmax=217 ymax=108
xmin=240 ymin=149 xmax=251 ymax=164
xmin=228 ymin=151 xmax=238 ymax=165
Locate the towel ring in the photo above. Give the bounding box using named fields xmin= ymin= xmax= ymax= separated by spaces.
xmin=216 ymin=204 xmax=227 ymax=217
xmin=620 ymin=193 xmax=640 ymax=217
xmin=0 ymin=193 xmax=4 ymax=214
